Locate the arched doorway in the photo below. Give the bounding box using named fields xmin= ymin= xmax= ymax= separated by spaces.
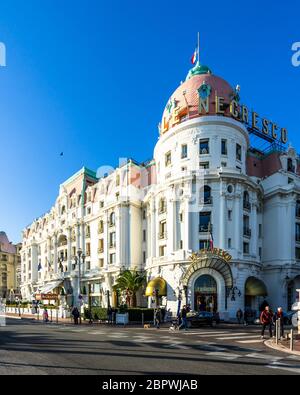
xmin=194 ymin=274 xmax=217 ymax=312
xmin=287 ymin=276 xmax=300 ymax=311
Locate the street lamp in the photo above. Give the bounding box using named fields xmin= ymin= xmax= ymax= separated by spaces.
xmin=74 ymin=248 xmax=85 ymax=324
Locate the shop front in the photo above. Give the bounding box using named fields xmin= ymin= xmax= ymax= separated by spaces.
xmin=244 ymin=276 xmax=268 ymax=310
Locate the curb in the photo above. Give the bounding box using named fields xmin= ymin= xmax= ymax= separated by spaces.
xmin=265 ymin=339 xmax=300 ymax=356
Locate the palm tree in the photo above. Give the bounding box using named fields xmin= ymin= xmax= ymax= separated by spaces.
xmin=113 ymin=270 xmax=146 ymax=307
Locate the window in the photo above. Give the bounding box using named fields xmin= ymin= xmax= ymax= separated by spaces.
xmin=181 ymin=166 xmax=187 ymax=172
xmin=199 ymin=240 xmax=209 ymax=250
xmin=99 ymin=201 xmax=104 ymax=208
xmin=201 ymin=185 xmax=212 ymax=204
xmin=258 ymin=224 xmax=262 ymax=238
xmin=109 ymin=212 xmax=115 ymax=226
xmin=287 ymin=158 xmax=295 ymax=173
xmin=296 ymin=201 xmax=300 ymax=218
xmin=159 ymin=221 xmax=167 ymax=239
xmin=109 ymin=232 xmax=116 ymax=248
xmin=143 ymin=230 xmax=146 ymax=242
xmin=181 ymin=144 xmax=188 ymax=159
xmin=87 ymin=207 xmax=91 ymax=215
xmin=296 ymin=223 xmax=300 ymax=242
xmin=243 ymin=215 xmax=251 ymax=237
xmin=99 ymin=258 xmax=104 ymax=268
xmin=221 ymin=162 xmax=227 ymax=167
xmin=143 ymin=251 xmax=146 ymax=264
xmin=236 ymin=143 xmax=242 ymax=161
xmin=228 ymin=210 xmax=232 ymax=221
xmin=159 ymin=245 xmax=166 ymax=257
xmin=200 ymin=162 xmax=209 ymax=169
xmin=165 ymin=151 xmax=172 ymax=166
xmin=296 ymin=248 xmax=300 ymax=260
xmin=109 ymin=253 xmax=116 ymax=264
xmin=199 ymin=212 xmax=211 ymax=232
xmin=243 ymin=191 xmax=251 ymax=211
xmin=116 ymin=174 xmax=120 ymax=186
xmin=259 ymin=247 xmax=262 ymax=260
xmin=86 ymin=243 xmax=91 ymax=256
xmin=143 ymin=210 xmax=146 ymax=220
xmin=98 ymin=220 xmax=104 ymax=234
xmin=200 ymin=139 xmax=209 ymax=155
xmin=179 ymin=213 xmax=183 ymax=222
xmin=221 ymin=139 xmax=227 ymax=155
xmin=179 ymin=240 xmax=183 ymax=249
xmin=243 ymin=242 xmax=249 ymax=254
xmin=98 ymin=239 xmax=104 ymax=253
xmin=228 ymin=238 xmax=232 ymax=249
xmin=159 ymin=198 xmax=167 ymax=214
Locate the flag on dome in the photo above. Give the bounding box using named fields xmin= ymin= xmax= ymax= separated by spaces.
xmin=191 ymin=48 xmax=197 ymax=65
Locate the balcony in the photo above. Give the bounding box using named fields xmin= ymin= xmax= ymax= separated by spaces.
xmin=109 ymin=243 xmax=116 ymax=249
xmin=243 ymin=227 xmax=252 ymax=237
xmin=158 ymin=231 xmax=167 ymax=240
xmin=158 ymin=206 xmax=167 ymax=215
xmin=243 ymin=201 xmax=251 ymax=211
xmin=109 ymin=222 xmax=115 ymax=228
xmin=98 ymin=247 xmax=104 ymax=254
xmin=98 ymin=227 xmax=104 ymax=234
xmin=200 ymin=197 xmax=213 ymax=205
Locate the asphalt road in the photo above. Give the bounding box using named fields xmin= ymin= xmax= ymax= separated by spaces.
xmin=0 ymin=318 xmax=300 ymax=375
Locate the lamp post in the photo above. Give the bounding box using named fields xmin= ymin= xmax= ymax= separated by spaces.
xmin=74 ymin=248 xmax=85 ymax=324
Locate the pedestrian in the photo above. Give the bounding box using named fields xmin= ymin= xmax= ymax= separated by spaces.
xmin=186 ymin=304 xmax=191 ymax=313
xmin=107 ymin=305 xmax=113 ymax=324
xmin=179 ymin=305 xmax=188 ymax=331
xmin=273 ymin=307 xmax=285 ymax=340
xmin=236 ymin=309 xmax=243 ymax=324
xmin=155 ymin=308 xmax=161 ymax=329
xmin=260 ymin=306 xmax=273 ymax=339
xmin=43 ymin=307 xmax=49 ymax=323
xmin=71 ymin=306 xmax=80 ymax=325
xmin=161 ymin=308 xmax=166 ymax=323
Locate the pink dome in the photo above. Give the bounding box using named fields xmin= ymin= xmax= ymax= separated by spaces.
xmin=161 ymin=69 xmax=235 ymax=135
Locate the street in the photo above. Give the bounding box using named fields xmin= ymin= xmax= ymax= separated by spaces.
xmin=1 ymin=318 xmax=300 ymax=375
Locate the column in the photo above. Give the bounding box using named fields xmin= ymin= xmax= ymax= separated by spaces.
xmin=47 ymin=237 xmax=51 ymax=275
xmin=54 ymin=233 xmax=58 ymax=273
xmin=167 ymin=192 xmax=176 ymax=254
xmin=234 ymin=189 xmax=241 ymax=254
xmin=67 ymin=227 xmax=72 ymax=272
xmin=219 ymin=183 xmax=226 ymax=249
xmin=151 ymin=199 xmax=157 ymax=258
xmin=103 ymin=213 xmax=109 ymax=269
xmin=116 ymin=206 xmax=121 ymax=266
xmin=184 ymin=198 xmax=190 ymax=251
xmin=251 ymin=201 xmax=257 ymax=257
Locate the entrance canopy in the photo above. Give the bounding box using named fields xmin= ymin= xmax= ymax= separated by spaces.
xmin=183 ymin=251 xmax=233 ymax=289
xmin=245 ymin=277 xmax=268 ymax=297
xmin=145 ymin=277 xmax=167 ymax=297
xmin=38 ymin=280 xmax=63 ymax=295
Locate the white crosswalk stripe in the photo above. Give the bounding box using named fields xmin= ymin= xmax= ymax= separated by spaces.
xmin=205 ymin=352 xmax=241 ymax=360
xmin=267 ymin=361 xmax=300 ymax=374
xmin=237 ymin=339 xmax=263 ymax=344
xmin=216 ymin=335 xmax=259 ymax=340
xmin=245 ymin=353 xmax=282 ymax=362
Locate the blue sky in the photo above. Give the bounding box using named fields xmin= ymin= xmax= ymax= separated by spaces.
xmin=0 ymin=0 xmax=299 ymax=243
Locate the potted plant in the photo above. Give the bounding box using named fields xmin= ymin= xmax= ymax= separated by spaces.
xmin=116 ymin=304 xmax=129 ymax=325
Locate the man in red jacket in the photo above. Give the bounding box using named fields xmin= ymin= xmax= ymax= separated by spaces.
xmin=260 ymin=306 xmax=273 ymax=339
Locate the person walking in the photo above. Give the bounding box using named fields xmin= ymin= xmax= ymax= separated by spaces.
xmin=236 ymin=309 xmax=243 ymax=324
xmin=43 ymin=307 xmax=49 ymax=323
xmin=155 ymin=308 xmax=161 ymax=329
xmin=179 ymin=305 xmax=188 ymax=331
xmin=260 ymin=306 xmax=273 ymax=339
xmin=273 ymin=307 xmax=285 ymax=340
xmin=107 ymin=305 xmax=113 ymax=325
xmin=71 ymin=306 xmax=80 ymax=325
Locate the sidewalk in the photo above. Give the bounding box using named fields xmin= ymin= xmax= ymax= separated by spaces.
xmin=265 ymin=334 xmax=300 ymax=356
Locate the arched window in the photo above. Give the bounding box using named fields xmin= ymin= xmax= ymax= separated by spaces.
xmin=109 ymin=212 xmax=115 ymax=226
xmin=287 ymin=158 xmax=295 ymax=173
xmin=159 ymin=198 xmax=167 ymax=213
xmin=243 ymin=191 xmax=251 ymax=211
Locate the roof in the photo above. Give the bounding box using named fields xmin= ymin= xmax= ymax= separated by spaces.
xmin=0 ymin=232 xmax=17 ymax=254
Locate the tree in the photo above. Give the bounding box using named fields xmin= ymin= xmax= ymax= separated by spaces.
xmin=113 ymin=270 xmax=146 ymax=307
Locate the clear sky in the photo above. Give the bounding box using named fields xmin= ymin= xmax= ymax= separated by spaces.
xmin=0 ymin=0 xmax=299 ymax=243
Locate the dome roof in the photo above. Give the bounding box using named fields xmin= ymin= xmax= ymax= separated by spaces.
xmin=161 ymin=63 xmax=236 ymax=135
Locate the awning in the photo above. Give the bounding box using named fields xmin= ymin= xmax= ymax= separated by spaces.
xmin=38 ymin=280 xmax=63 ymax=294
xmin=245 ymin=277 xmax=268 ymax=297
xmin=145 ymin=277 xmax=167 ymax=297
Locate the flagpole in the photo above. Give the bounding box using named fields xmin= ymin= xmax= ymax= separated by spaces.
xmin=197 ymin=32 xmax=200 ymax=63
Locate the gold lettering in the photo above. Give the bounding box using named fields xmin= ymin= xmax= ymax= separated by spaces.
xmin=252 ymin=112 xmax=259 ymax=130
xmin=241 ymin=106 xmax=249 ymax=124
xmin=199 ymin=97 xmax=209 ymax=114
xmin=230 ymin=100 xmax=239 ymax=118
xmin=262 ymin=118 xmax=269 ymax=135
xmin=215 ymin=95 xmax=225 ymax=114
xmin=270 ymin=122 xmax=278 ymax=139
xmin=281 ymin=128 xmax=288 ymax=144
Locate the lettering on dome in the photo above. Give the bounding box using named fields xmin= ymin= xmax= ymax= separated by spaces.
xmin=162 ymin=82 xmax=288 ymax=145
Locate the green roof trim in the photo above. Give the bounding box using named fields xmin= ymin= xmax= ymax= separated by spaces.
xmin=62 ymin=166 xmax=98 ymax=186
xmin=186 ymin=61 xmax=212 ymax=81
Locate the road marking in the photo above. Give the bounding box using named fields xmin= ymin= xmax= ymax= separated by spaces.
xmin=205 ymin=352 xmax=241 ymax=360
xmin=196 ymin=343 xmax=227 ymax=352
xmin=164 ymin=343 xmax=189 ymax=349
xmin=245 ymin=353 xmax=282 ymax=362
xmin=237 ymin=339 xmax=264 ymax=344
xmin=268 ymin=362 xmax=300 ymax=374
xmin=216 ymin=335 xmax=259 ymax=340
xmin=195 ymin=332 xmax=230 ymax=337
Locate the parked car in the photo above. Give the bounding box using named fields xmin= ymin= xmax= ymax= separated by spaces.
xmin=186 ymin=311 xmax=220 ymax=328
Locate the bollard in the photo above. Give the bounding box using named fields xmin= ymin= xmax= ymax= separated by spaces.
xmin=290 ymin=329 xmax=294 ymax=351
xmin=56 ymin=309 xmax=59 ymax=325
xmin=50 ymin=309 xmax=53 ymax=323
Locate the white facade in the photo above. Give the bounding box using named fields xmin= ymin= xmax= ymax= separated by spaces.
xmin=20 ymin=63 xmax=300 ymax=319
